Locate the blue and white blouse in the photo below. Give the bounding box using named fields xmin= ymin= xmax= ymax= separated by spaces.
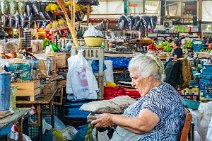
xmin=123 ymin=82 xmax=186 ymax=141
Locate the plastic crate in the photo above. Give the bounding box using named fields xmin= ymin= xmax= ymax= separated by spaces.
xmin=201 ymin=74 xmax=212 ymax=79
xmin=202 ymin=65 xmax=212 ymax=75
xmin=181 ymin=88 xmax=199 ymax=95
xmin=199 ymin=79 xmax=212 ymax=90
xmin=64 ymin=100 xmax=91 ymax=119
xmin=104 ymin=56 xmax=131 ymax=68
xmin=200 ymin=90 xmax=212 ymax=101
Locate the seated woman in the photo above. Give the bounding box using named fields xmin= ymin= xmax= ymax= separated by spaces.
xmin=91 ymin=54 xmax=186 ymax=141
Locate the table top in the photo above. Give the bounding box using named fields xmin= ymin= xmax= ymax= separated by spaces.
xmin=16 ymin=88 xmax=57 ymax=105
xmin=0 ymin=108 xmax=30 ymax=129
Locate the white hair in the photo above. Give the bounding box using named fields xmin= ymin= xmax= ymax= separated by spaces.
xmin=128 ymin=53 xmax=165 ymax=82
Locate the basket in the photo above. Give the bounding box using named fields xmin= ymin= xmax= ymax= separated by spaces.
xmin=183 ymin=99 xmax=200 ymax=110
xmin=84 ymin=37 xmax=103 ymax=47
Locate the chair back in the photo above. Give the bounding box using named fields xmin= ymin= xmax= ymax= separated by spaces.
xmin=180 ymin=109 xmax=192 ymax=141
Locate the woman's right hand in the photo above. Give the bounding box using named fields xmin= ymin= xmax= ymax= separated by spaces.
xmin=91 ymin=113 xmax=114 ymax=128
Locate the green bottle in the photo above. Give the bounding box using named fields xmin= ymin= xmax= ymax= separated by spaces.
xmin=50 ymin=41 xmax=60 ymax=52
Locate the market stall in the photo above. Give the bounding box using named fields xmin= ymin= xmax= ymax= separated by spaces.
xmin=0 ymin=0 xmax=211 ymax=140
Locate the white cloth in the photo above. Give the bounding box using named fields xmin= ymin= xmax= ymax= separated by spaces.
xmin=66 ymin=50 xmax=98 ymax=100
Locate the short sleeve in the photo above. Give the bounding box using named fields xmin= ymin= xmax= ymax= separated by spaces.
xmin=141 ymin=95 xmax=167 ymax=120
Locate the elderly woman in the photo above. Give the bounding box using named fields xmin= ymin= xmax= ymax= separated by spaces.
xmin=91 ymin=54 xmax=185 ymax=141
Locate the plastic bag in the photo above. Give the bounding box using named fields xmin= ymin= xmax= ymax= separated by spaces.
xmin=9 ymin=0 xmax=18 ymax=16
xmin=194 ymin=131 xmax=202 ymax=141
xmin=54 ymin=116 xmax=66 ymax=130
xmin=18 ymin=2 xmax=25 ymax=15
xmin=127 ymin=15 xmax=134 ymax=30
xmin=118 ymin=16 xmax=127 ymax=30
xmin=66 ymin=50 xmax=98 ymax=100
xmin=43 ymin=119 xmax=52 ymax=134
xmin=132 ymin=16 xmax=141 ymax=31
xmin=206 ymin=117 xmax=212 ymax=141
xmin=1 ymin=0 xmax=9 ymax=15
xmin=62 ymin=126 xmax=78 ymax=140
xmin=22 ymin=134 xmax=32 ymax=141
xmin=199 ymin=102 xmax=212 ymax=140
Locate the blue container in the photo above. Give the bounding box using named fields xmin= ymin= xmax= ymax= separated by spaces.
xmin=64 ymin=101 xmax=91 ymax=118
xmin=183 ymin=99 xmax=200 ymax=110
xmin=0 ymin=72 xmax=11 ymax=111
xmin=199 ymin=79 xmax=212 ymax=90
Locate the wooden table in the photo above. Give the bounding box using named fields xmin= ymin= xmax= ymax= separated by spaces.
xmin=16 ymin=90 xmax=57 ymax=141
xmin=0 ymin=108 xmax=30 ymax=141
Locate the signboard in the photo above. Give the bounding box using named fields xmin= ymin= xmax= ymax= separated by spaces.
xmin=129 ymin=3 xmax=138 ymax=7
xmin=183 ymin=1 xmax=197 ymax=15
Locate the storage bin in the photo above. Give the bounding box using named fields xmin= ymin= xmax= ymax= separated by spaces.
xmin=183 ymin=99 xmax=200 ymax=110
xmin=64 ymin=100 xmax=92 ymax=119
xmin=200 ymin=90 xmax=212 ymax=101
xmin=202 ymin=65 xmax=212 ymax=75
xmin=199 ymin=79 xmax=212 ymax=90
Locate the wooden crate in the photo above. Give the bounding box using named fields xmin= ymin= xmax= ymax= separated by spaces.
xmin=12 ymin=80 xmax=40 ymax=101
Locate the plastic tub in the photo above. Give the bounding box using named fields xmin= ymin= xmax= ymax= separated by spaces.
xmin=183 ymin=99 xmax=200 ymax=110
xmin=84 ymin=37 xmax=103 ymax=47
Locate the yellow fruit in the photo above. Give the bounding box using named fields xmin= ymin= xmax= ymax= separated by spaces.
xmin=51 ymin=4 xmax=59 ymax=11
xmin=52 ymin=21 xmax=59 ymax=28
xmin=45 ymin=4 xmax=52 ymax=12
xmin=46 ymin=23 xmax=52 ymax=29
xmin=65 ymin=1 xmax=72 ymax=7
xmin=75 ymin=4 xmax=81 ymax=11
xmin=58 ymin=20 xmax=65 ymax=26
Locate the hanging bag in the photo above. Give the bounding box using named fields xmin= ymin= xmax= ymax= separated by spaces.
xmin=66 ymin=49 xmax=98 ymax=100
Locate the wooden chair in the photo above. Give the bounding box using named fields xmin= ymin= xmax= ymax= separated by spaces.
xmin=180 ymin=109 xmax=193 ymax=141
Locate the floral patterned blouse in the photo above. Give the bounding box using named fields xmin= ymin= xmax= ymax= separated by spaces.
xmin=123 ymin=82 xmax=185 ymax=141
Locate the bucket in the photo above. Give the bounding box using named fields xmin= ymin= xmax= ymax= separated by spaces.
xmin=0 ymin=72 xmax=11 ymax=111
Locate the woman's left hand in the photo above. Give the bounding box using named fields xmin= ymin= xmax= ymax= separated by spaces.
xmin=91 ymin=113 xmax=113 ymax=128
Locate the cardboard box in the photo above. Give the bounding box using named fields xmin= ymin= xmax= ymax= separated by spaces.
xmin=54 ymin=53 xmax=70 ymax=68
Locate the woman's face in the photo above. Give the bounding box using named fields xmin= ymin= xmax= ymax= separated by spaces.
xmin=172 ymin=42 xmax=177 ymax=48
xmin=129 ymin=69 xmax=148 ymax=97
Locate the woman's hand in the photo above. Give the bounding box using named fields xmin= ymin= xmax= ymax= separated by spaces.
xmin=91 ymin=113 xmax=113 ymax=128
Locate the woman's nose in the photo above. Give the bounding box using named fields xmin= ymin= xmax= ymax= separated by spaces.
xmin=131 ymin=81 xmax=135 ymax=87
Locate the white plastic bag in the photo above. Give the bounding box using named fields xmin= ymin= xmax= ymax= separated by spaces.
xmin=199 ymin=102 xmax=212 ymax=140
xmin=206 ymin=117 xmax=212 ymax=141
xmin=194 ymin=131 xmax=203 ymax=141
xmin=22 ymin=134 xmax=32 ymax=141
xmin=66 ymin=50 xmax=98 ymax=100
